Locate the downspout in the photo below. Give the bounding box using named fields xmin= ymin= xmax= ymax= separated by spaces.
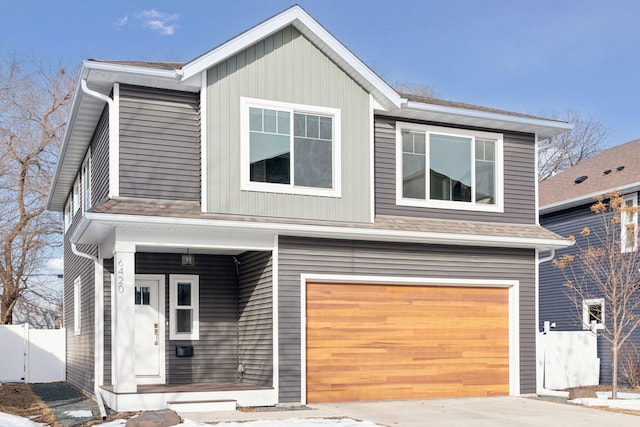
xmin=536 ymin=248 xmax=555 ymax=394
xmin=71 ymin=243 xmax=107 ymax=420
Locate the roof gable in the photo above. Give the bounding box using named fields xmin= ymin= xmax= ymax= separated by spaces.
xmin=180 ymin=5 xmax=402 ymax=110
xmin=540 ymin=138 xmax=640 ymax=212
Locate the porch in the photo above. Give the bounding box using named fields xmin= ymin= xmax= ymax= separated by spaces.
xmin=100 ymin=382 xmax=275 ymax=412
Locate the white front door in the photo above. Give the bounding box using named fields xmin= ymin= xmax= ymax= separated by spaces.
xmin=134 ymin=275 xmax=165 ymax=384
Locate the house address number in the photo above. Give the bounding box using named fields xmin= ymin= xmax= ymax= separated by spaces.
xmin=117 ymin=259 xmax=125 ymax=293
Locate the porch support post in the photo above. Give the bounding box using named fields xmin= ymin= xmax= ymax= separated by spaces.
xmin=112 ymin=243 xmax=137 ymax=393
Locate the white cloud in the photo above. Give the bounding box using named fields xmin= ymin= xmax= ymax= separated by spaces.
xmin=113 ymin=15 xmax=129 ymax=30
xmin=45 ymin=257 xmax=64 ymax=271
xmin=137 ymin=9 xmax=180 ymax=35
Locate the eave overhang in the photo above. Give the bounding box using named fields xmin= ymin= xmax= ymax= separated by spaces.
xmin=378 ymin=101 xmax=573 ymax=139
xmin=71 ymin=212 xmax=572 ymax=252
xmin=541 ymin=181 xmax=640 ymax=215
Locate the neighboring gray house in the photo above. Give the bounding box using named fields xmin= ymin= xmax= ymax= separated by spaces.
xmin=47 ymin=6 xmax=571 ymax=412
xmin=539 ymin=138 xmax=640 ymax=385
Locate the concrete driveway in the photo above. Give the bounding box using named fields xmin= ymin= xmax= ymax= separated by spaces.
xmin=183 ymin=397 xmax=640 ymax=426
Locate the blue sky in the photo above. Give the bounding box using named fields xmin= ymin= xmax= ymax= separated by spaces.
xmin=2 ymin=0 xmax=639 ymax=149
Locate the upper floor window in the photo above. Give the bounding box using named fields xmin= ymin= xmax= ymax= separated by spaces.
xmin=64 ymin=196 xmax=73 ymax=231
xmin=72 ymin=175 xmax=81 ymax=214
xmin=396 ymin=123 xmax=503 ymax=212
xmin=621 ymin=194 xmax=638 ymax=253
xmin=241 ymin=97 xmax=341 ymax=197
xmin=81 ymin=151 xmax=92 ymax=212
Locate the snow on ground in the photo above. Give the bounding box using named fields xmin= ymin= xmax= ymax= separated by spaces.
xmin=0 ymin=412 xmax=47 ymax=427
xmin=0 ymin=412 xmax=379 ymax=427
xmin=539 ymin=388 xmax=640 ymax=411
xmin=63 ymin=409 xmax=94 ymax=418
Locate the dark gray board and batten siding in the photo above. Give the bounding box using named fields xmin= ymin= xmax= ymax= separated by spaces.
xmin=118 ymin=85 xmax=201 ymax=201
xmin=277 ymin=236 xmax=536 ymax=403
xmin=374 ymin=117 xmax=537 ymax=224
xmin=103 ymin=252 xmax=273 ymax=387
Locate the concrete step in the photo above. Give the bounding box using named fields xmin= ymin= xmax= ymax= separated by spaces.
xmin=167 ymin=399 xmax=237 ymax=412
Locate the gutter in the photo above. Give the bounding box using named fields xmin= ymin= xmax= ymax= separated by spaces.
xmin=70 ymin=243 xmax=107 ymax=420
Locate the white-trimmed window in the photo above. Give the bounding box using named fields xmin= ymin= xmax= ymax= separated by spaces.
xmin=64 ymin=195 xmax=73 ymax=231
xmin=72 ymin=175 xmax=81 ymax=213
xmin=73 ymin=276 xmax=81 ymax=335
xmin=621 ymin=194 xmax=638 ymax=253
xmin=583 ymin=298 xmax=605 ymax=330
xmin=241 ymin=97 xmax=341 ymax=197
xmin=169 ymin=274 xmax=199 ymax=340
xmin=396 ymin=123 xmax=503 ymax=212
xmin=81 ymin=151 xmax=92 ymax=212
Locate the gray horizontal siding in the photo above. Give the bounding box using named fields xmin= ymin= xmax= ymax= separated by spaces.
xmin=238 ymin=251 xmax=273 ymax=386
xmin=374 ymin=116 xmax=536 ymax=223
xmin=119 ymin=85 xmax=201 ymax=201
xmin=63 ymin=225 xmax=97 ymax=395
xmin=90 ymin=107 xmax=110 ymax=206
xmin=277 ymin=236 xmax=536 ymax=403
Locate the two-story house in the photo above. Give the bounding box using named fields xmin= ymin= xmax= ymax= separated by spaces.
xmin=47 ymin=6 xmax=571 ymax=412
xmin=539 ymin=138 xmax=640 ymax=386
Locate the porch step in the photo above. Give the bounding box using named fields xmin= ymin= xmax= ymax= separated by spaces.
xmin=168 ymin=399 xmax=237 ymax=413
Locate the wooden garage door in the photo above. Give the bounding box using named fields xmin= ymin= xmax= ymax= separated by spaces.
xmin=306 ymin=283 xmax=510 ymax=403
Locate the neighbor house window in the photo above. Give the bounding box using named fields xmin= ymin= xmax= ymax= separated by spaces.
xmin=241 ymin=97 xmax=341 ymax=197
xmin=81 ymin=151 xmax=91 ymax=212
xmin=621 ymin=194 xmax=638 ymax=253
xmin=397 ymin=123 xmax=503 ymax=212
xmin=74 ymin=276 xmax=81 ymax=335
xmin=583 ymin=298 xmax=604 ymax=330
xmin=169 ymin=275 xmax=199 ymax=340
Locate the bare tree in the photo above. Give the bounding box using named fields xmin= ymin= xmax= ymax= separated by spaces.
xmin=538 ymin=110 xmax=609 ymax=181
xmin=553 ymin=191 xmax=640 ymax=398
xmin=0 ymin=58 xmax=74 ymax=324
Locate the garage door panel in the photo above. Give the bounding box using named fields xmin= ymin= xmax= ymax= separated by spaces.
xmin=306 ymin=283 xmax=510 ymax=403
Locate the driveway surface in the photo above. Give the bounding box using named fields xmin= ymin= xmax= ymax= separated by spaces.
xmin=183 ymin=397 xmax=640 ymax=427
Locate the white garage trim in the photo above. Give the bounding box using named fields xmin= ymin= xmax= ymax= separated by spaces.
xmin=299 ymin=274 xmax=520 ymax=404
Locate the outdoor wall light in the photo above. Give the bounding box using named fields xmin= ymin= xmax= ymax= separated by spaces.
xmin=181 ymin=250 xmax=195 ymax=266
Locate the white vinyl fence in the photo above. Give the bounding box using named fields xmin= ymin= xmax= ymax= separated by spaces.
xmin=537 ymin=329 xmax=600 ymax=391
xmin=0 ymin=324 xmax=65 ymax=383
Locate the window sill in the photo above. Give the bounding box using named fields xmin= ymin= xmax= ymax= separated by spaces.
xmin=242 ymin=182 xmax=342 ymax=198
xmin=396 ymin=197 xmax=504 ymax=213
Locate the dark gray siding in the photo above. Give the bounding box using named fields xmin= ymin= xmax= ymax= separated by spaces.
xmin=539 ymin=199 xmax=640 ymax=385
xmin=238 ymin=251 xmax=273 ymax=386
xmin=63 ymin=230 xmax=97 ymax=395
xmin=90 ymin=107 xmax=110 ymax=206
xmin=374 ymin=117 xmax=536 ymax=224
xmin=277 ymin=236 xmax=536 ymax=402
xmin=119 ymin=85 xmax=200 ymax=201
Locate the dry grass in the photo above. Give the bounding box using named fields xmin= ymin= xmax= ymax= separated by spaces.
xmin=0 ymin=383 xmax=57 ymax=426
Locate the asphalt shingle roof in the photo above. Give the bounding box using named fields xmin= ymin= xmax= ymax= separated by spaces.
xmin=540 ymin=138 xmax=640 ymax=208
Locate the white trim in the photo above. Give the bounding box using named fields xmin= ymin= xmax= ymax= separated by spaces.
xmin=180 ymin=6 xmax=401 ymax=109
xmin=541 ymin=182 xmax=640 ymax=214
xmin=395 ymin=122 xmax=504 ymax=213
xmin=73 ymin=175 xmax=81 ymax=213
xmin=169 ymin=274 xmax=200 ymax=340
xmin=621 ymin=193 xmax=638 ymax=253
xmin=402 ymin=100 xmax=573 ymax=138
xmin=135 ymin=274 xmax=166 ymax=385
xmin=110 ymin=273 xmax=115 ymax=386
xmin=583 ymin=298 xmax=605 ymax=331
xmin=95 ymin=253 xmax=105 ymax=397
xmin=200 ymin=70 xmax=208 ymax=212
xmin=109 ymin=83 xmax=120 ymax=198
xmin=534 ymin=133 xmax=541 ymax=225
xmin=369 ymin=94 xmax=375 ymax=223
xmin=272 ymin=235 xmax=280 ymax=399
xmin=299 ymin=274 xmax=520 ymax=403
xmin=240 ymin=97 xmax=342 ymax=198
xmin=81 ymin=211 xmax=571 ymax=250
xmin=73 ymin=276 xmax=81 ymax=335
xmin=64 ymin=195 xmax=73 ymax=231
